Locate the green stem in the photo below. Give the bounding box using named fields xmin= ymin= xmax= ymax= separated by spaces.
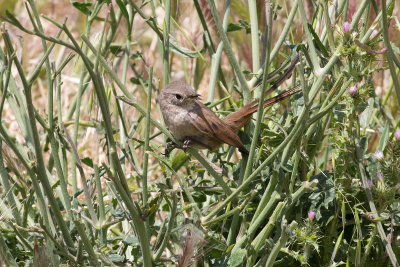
xmin=142 ymin=68 xmax=153 ymax=238
xmin=353 ymin=119 xmax=399 ymax=267
xmin=154 ymin=194 xmax=177 ymax=261
xmin=265 ymin=221 xmax=288 ymax=267
xmin=247 ymin=0 xmax=298 ymax=89
xmin=163 ymin=0 xmax=171 ymax=86
xmin=62 ymin=23 xmax=153 ymax=266
xmin=270 ymin=0 xmax=298 ymax=63
xmin=249 ymin=0 xmax=260 ymax=91
xmin=107 ymin=164 xmax=153 ymax=266
xmin=207 ymin=0 xmax=231 ymax=103
xmin=28 ymin=3 xmax=74 ymax=251
xmin=207 ymin=0 xmax=251 ymax=102
xmin=361 ymin=225 xmax=377 ymax=266
xmin=157 ymin=156 xmax=202 ymax=218
xmin=228 ymin=1 xmax=274 ymax=247
xmin=250 ymin=180 xmax=317 ymax=259
xmin=382 ymin=68 xmax=400 ymax=105
xmin=2 ymin=26 xmax=74 ymax=248
xmin=0 ymin=231 xmax=18 ymax=266
xmin=244 ymin=0 xmax=273 ymax=180
xmin=94 ymin=165 xmax=106 ymax=244
xmin=0 ymin=64 xmax=22 ymax=225
xmin=204 ymin=88 xmax=310 ymax=222
xmin=74 ymin=219 xmax=100 ymax=265
xmin=189 ymin=149 xmax=232 ymax=196
xmin=381 ymin=0 xmax=400 ymax=109
xmin=306 ymin=79 xmax=351 ymax=127
xmin=297 ymin=0 xmax=321 ymax=74
xmin=61 ymin=124 xmax=98 ymax=226
xmin=360 ymin=0 xmax=371 ymax=38
xmin=71 ymin=14 xmax=93 ymax=209
xmin=251 ymin=188 xmax=279 ymax=229
xmin=0 ymin=141 xmax=21 ymax=226
xmin=322 ymin=0 xmax=335 ymax=53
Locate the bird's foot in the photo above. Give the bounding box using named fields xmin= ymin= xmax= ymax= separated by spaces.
xmin=182 ymin=138 xmax=192 ymax=151
xmin=164 ymin=141 xmax=178 ymax=157
xmin=164 ymin=138 xmax=192 ymax=156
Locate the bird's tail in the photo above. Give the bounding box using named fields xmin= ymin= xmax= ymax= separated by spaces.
xmin=224 ymin=55 xmax=301 ymax=132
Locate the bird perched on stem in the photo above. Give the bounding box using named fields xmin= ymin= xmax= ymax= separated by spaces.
xmin=159 ymin=56 xmax=300 ymax=155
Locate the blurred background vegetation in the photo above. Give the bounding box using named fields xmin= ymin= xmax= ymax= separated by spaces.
xmin=0 ymin=0 xmax=400 ymax=266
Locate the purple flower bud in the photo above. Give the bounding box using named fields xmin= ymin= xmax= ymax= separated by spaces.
xmin=308 ymin=211 xmax=315 ymax=220
xmin=371 ymin=29 xmax=378 ymax=38
xmin=349 ymin=85 xmax=357 ymax=95
xmin=343 ymin=22 xmax=351 ymax=33
xmin=395 ymin=130 xmax=400 ymax=140
xmin=374 ymin=151 xmax=384 ymax=160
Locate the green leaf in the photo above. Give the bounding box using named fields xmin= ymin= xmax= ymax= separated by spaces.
xmin=354 ymin=208 xmax=362 ymax=238
xmin=71 ymin=1 xmax=92 ymax=15
xmin=52 ymin=179 xmax=60 ymax=189
xmin=387 ymin=0 xmax=395 ymax=15
xmin=229 ymin=247 xmax=246 ymax=267
xmin=262 ymin=129 xmax=284 ymax=147
xmin=169 ymin=38 xmax=206 ymax=58
xmin=130 ymin=77 xmax=141 ymax=85
xmin=130 ymin=71 xmax=144 ymax=85
xmin=81 ymin=157 xmax=93 ymax=168
xmin=378 ymin=121 xmax=390 ymax=152
xmin=307 ymin=23 xmax=329 ymax=58
xmin=108 ymin=254 xmax=125 ymax=263
xmin=4 ymin=10 xmax=25 ymax=30
xmin=190 ymin=191 xmax=207 ymax=202
xmin=109 ymin=44 xmax=123 ymax=56
xmin=170 ymin=150 xmax=188 ymax=170
xmin=130 ymin=50 xmax=144 ymax=60
xmin=227 ymin=23 xmax=242 ymax=32
xmin=331 ymin=230 xmax=344 ymax=264
xmin=122 ymin=235 xmax=139 ymax=246
xmin=341 ymin=199 xmax=346 ymax=229
xmin=227 ymin=20 xmax=251 ymax=33
xmin=360 ymin=98 xmax=374 ymax=128
xmin=115 ymin=0 xmax=129 ymax=20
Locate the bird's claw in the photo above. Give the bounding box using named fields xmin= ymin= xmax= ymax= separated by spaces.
xmin=182 ymin=138 xmax=192 ymax=151
xmin=164 ymin=141 xmax=177 ymax=157
xmin=164 ymin=138 xmax=192 ymax=156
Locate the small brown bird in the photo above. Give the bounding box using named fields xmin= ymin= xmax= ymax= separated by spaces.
xmin=159 ymin=57 xmax=300 ymax=154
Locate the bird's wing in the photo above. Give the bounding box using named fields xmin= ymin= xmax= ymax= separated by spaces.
xmin=187 ymin=102 xmax=247 ymax=152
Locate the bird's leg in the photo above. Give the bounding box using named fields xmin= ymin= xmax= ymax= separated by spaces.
xmin=182 ymin=137 xmax=192 ymax=151
xmin=165 ymin=138 xmax=193 ymax=156
xmin=164 ymin=141 xmax=178 ymax=157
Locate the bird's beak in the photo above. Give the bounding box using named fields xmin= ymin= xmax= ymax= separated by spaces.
xmin=190 ymin=93 xmax=201 ymax=98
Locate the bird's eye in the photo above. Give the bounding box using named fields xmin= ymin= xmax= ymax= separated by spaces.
xmin=175 ymin=94 xmax=182 ymax=100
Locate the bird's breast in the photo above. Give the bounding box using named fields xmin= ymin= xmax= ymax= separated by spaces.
xmin=162 ymin=106 xmax=199 ymax=141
